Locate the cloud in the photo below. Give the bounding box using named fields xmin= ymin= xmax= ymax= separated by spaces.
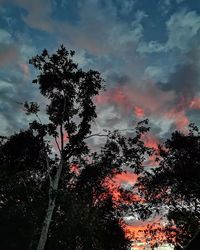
xmin=0 ymin=29 xmax=12 ymax=44
xmin=114 ymin=0 xmax=137 ymax=16
xmin=94 ymin=51 xmax=200 ymax=134
xmin=113 ymin=172 xmax=138 ymax=187
xmin=0 ymin=29 xmax=19 ymax=67
xmin=158 ymin=0 xmax=172 ymax=16
xmin=134 ymin=106 xmax=145 ymax=118
xmin=93 ymin=78 xmax=191 ymax=140
xmin=0 ymin=1 xmax=199 ymax=140
xmin=137 ymin=40 xmax=166 ymax=54
xmin=190 ymin=97 xmax=200 ymax=110
xmin=141 ymin=132 xmax=159 ymax=150
xmin=0 ymin=0 xmax=53 ymax=32
xmin=0 ymin=45 xmax=19 ymax=67
xmin=159 ymin=50 xmax=200 ymax=110
xmin=95 ymin=82 xmax=175 ymax=117
xmin=0 ymin=29 xmax=38 ymax=135
xmin=138 ymin=9 xmax=200 ymax=54
xmin=144 ymin=66 xmax=167 ymax=82
xmin=0 ymin=73 xmax=40 ymax=135
xmin=56 ymin=2 xmax=147 ymax=57
xmin=104 ymin=171 xmax=141 ymax=204
xmin=0 ymin=29 xmax=36 ymax=67
xmin=124 ymin=219 xmax=169 ymax=250
xmin=176 ymin=0 xmax=186 ymax=3
xmin=166 ymin=10 xmax=200 ymax=51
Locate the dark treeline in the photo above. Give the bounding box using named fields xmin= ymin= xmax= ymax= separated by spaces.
xmin=0 ymin=46 xmax=199 ymax=250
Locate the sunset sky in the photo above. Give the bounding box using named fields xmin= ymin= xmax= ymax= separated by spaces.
xmin=0 ymin=0 xmax=200 ymax=139
xmin=0 ymin=0 xmax=200 ymax=249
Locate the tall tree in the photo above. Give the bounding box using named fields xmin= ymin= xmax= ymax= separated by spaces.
xmin=0 ymin=123 xmax=149 ymax=249
xmin=27 ymin=45 xmax=104 ymax=250
xmin=138 ymin=124 xmax=200 ymax=249
xmin=44 ymin=120 xmax=150 ymax=250
xmin=0 ymin=45 xmax=151 ymax=250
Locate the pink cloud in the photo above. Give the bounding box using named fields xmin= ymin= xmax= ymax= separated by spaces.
xmin=95 ymin=81 xmax=195 ymax=131
xmin=165 ymin=109 xmax=189 ymax=130
xmin=141 ymin=132 xmax=159 ymax=150
xmin=190 ymin=97 xmax=200 ymax=109
xmin=95 ymin=82 xmax=175 ymax=115
xmin=134 ymin=106 xmax=145 ymax=118
xmin=19 ymin=63 xmax=29 ymax=79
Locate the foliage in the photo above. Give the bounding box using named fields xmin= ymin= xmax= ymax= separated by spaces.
xmin=0 ymin=130 xmax=48 ymax=250
xmin=0 ymin=124 xmax=150 ymax=249
xmin=0 ymin=46 xmax=151 ymax=250
xmin=138 ymin=124 xmax=200 ymax=249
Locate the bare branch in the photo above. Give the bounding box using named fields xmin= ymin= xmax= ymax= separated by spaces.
xmin=85 ymin=133 xmax=108 ymax=139
xmin=84 ymin=128 xmax=138 ymax=140
xmin=35 ymin=113 xmax=42 ymax=124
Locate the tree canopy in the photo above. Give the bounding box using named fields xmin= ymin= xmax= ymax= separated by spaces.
xmin=0 ymin=45 xmax=151 ymax=250
xmin=139 ymin=124 xmax=200 ymax=249
xmin=1 ymin=45 xmax=200 ymax=250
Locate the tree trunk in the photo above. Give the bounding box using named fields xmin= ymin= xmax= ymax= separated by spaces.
xmin=36 ymin=197 xmax=55 ymax=250
xmin=36 ymin=159 xmax=63 ymax=250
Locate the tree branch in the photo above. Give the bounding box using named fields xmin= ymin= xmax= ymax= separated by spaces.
xmin=85 ymin=133 xmax=108 ymax=139
xmin=35 ymin=113 xmax=42 ymax=124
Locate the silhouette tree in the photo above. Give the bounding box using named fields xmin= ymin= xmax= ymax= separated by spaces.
xmin=26 ymin=45 xmax=105 ymax=250
xmin=138 ymin=124 xmax=200 ymax=249
xmin=4 ymin=45 xmax=149 ymax=250
xmin=0 ymin=129 xmax=134 ymax=250
xmin=0 ymin=130 xmax=48 ymax=250
xmin=0 ymin=46 xmax=151 ymax=249
xmin=44 ymin=123 xmax=150 ymax=250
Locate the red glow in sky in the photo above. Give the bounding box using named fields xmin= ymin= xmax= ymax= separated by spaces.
xmin=134 ymin=106 xmax=145 ymax=118
xmin=190 ymin=97 xmax=200 ymax=109
xmin=141 ymin=132 xmax=159 ymax=150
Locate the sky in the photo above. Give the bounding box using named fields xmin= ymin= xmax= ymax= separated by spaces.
xmin=0 ymin=0 xmax=200 ymax=249
xmin=0 ymin=0 xmax=200 ymax=140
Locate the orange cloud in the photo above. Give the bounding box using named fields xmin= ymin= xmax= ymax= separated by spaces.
xmin=103 ymin=171 xmax=143 ymax=204
xmin=113 ymin=172 xmax=138 ymax=186
xmin=141 ymin=132 xmax=159 ymax=150
xmin=95 ymin=83 xmax=174 ymax=115
xmin=165 ymin=109 xmax=189 ymax=130
xmin=124 ymin=220 xmax=172 ymax=250
xmin=95 ymin=84 xmax=194 ymax=132
xmin=134 ymin=106 xmax=145 ymax=118
xmin=95 ymin=87 xmax=131 ymax=112
xmin=141 ymin=132 xmax=161 ymax=167
xmin=190 ymin=97 xmax=200 ymax=109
